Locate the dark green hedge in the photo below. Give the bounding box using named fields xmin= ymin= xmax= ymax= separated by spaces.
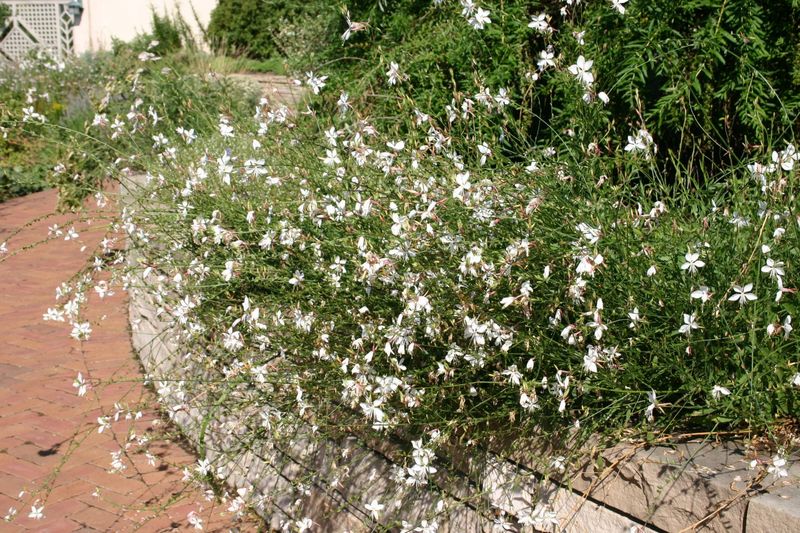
xmin=208 ymin=0 xmax=800 ymax=180
xmin=207 ymin=0 xmax=330 ymax=60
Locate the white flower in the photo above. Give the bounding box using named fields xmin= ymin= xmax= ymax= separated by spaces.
xmin=729 ymin=212 xmax=750 ymax=228
xmin=187 ymin=511 xmax=203 ymax=530
xmin=568 ymin=55 xmax=594 ymax=86
xmin=222 ymin=260 xmax=235 ymax=281
xmin=711 ymin=385 xmax=731 ymax=400
xmin=92 ymin=113 xmax=109 ymax=127
xmin=73 ymin=372 xmax=89 ymax=397
xmin=386 ymin=62 xmax=402 ymax=86
xmin=322 ymin=148 xmax=341 ymax=167
xmin=611 ymin=0 xmax=629 ymax=15
xmin=791 ymin=373 xmax=800 ymax=387
xmin=305 ymin=71 xmax=328 ymax=95
xmin=576 ymin=222 xmax=601 ymax=244
xmin=289 ymin=270 xmax=304 ymax=286
xmin=468 ymin=7 xmax=491 ymax=30
xmin=583 ymin=349 xmax=598 ymax=373
xmin=518 ymin=503 xmax=559 ymax=529
xmin=341 ymin=10 xmax=367 ymax=42
xmin=222 ymin=329 xmax=244 ymax=352
xmin=528 ymin=13 xmax=553 ymax=34
xmin=296 ymin=517 xmax=314 ymax=532
xmin=728 ymin=284 xmax=757 ymax=306
xmin=97 ymin=416 xmax=111 ymax=433
xmin=783 ymin=315 xmax=793 ymax=339
xmin=520 ymin=391 xmax=539 ymax=412
xmin=494 ymin=88 xmax=510 ymax=108
xmin=681 ymin=252 xmax=705 ymax=274
xmin=690 ymin=286 xmax=713 ymax=303
xmin=176 ymin=126 xmax=196 ymax=144
xmin=218 ymin=121 xmax=234 ymax=138
xmin=387 ymin=140 xmax=405 ymax=152
xmin=767 ymin=454 xmax=789 ymax=479
xmin=628 ymin=307 xmax=641 ymax=329
xmin=647 ymin=265 xmax=657 ymax=277
xmin=679 ymin=312 xmax=699 ymax=336
xmin=502 ymin=365 xmax=522 ymax=385
xmin=337 ymin=91 xmax=351 ymax=114
xmin=70 ymin=322 xmax=92 ymax=341
xmin=365 ymin=499 xmax=385 ymax=520
xmin=360 ymin=398 xmax=385 ymax=423
xmin=625 ymin=129 xmax=655 ymax=155
xmin=537 ymin=49 xmax=556 ymax=71
xmin=64 ymin=227 xmax=79 ymax=241
xmin=772 ymin=143 xmax=797 ymax=172
xmin=645 ymin=390 xmax=657 ymax=422
xmin=460 ymin=0 xmax=477 ymax=16
xmin=196 ymin=458 xmax=212 ymax=475
xmin=28 ymin=503 xmax=43 ymax=520
xmin=761 ymin=258 xmax=785 ymax=281
xmin=477 ymin=142 xmax=492 ymax=165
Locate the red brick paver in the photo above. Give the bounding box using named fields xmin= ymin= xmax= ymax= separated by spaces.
xmin=0 ymin=190 xmax=260 ymax=532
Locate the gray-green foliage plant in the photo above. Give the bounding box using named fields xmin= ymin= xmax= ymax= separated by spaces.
xmin=114 ymin=0 xmax=800 ymax=477
xmin=115 ymin=63 xmax=799 ymax=524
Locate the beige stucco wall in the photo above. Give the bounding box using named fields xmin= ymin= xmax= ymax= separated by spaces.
xmin=73 ymin=0 xmax=218 ymax=54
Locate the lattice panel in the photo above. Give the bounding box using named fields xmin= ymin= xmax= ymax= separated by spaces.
xmin=0 ymin=1 xmax=74 ymax=63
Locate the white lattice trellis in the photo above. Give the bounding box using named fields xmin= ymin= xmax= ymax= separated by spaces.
xmin=0 ymin=0 xmax=74 ymax=64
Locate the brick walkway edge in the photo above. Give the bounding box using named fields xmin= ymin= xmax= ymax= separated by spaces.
xmin=0 ymin=190 xmax=259 ymax=532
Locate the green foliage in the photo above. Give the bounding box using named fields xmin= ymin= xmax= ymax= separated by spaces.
xmin=587 ymin=0 xmax=800 ymax=178
xmin=207 ymin=0 xmax=335 ymax=60
xmin=207 ymin=0 xmax=279 ymax=59
xmin=111 ymin=9 xmax=196 ymax=56
xmin=0 ymin=148 xmax=51 ymax=202
xmin=0 ymin=4 xmax=10 ymax=28
xmin=0 ymin=48 xmax=256 ymax=207
xmin=125 ymin=95 xmax=800 ymax=459
xmin=0 ymin=55 xmax=102 ymax=204
xmin=309 ymin=0 xmax=799 ymax=182
xmin=2 ymin=5 xmax=798 ymax=505
xmin=148 ymin=10 xmax=184 ymax=55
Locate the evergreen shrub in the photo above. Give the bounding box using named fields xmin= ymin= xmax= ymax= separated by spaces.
xmin=207 ymin=0 xmax=334 ymax=60
xmin=310 ymin=0 xmax=800 ymax=182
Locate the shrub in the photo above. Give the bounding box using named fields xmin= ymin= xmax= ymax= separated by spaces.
xmin=111 ymin=9 xmax=197 ymax=57
xmin=307 ymin=0 xmax=800 ymax=184
xmin=0 ymin=4 xmax=10 ymax=28
xmin=112 ymin=58 xmax=799 ymax=523
xmin=207 ymin=0 xmax=334 ymax=60
xmin=54 ymin=0 xmax=797 ymax=483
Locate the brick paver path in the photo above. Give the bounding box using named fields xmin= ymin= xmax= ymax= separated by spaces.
xmin=0 ymin=190 xmax=259 ymax=531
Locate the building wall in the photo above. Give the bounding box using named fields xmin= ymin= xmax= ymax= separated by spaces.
xmin=72 ymin=0 xmax=218 ymax=54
